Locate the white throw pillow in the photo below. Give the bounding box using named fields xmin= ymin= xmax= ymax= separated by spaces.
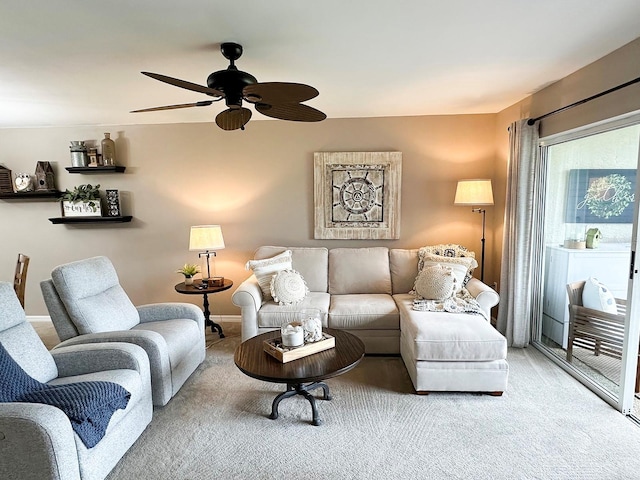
xmin=270 ymin=269 xmax=309 ymax=306
xmin=245 ymin=250 xmax=293 ymax=300
xmin=414 ymin=264 xmax=457 ymax=301
xmin=417 ymin=252 xmax=478 ymax=293
xmin=582 ymin=277 xmax=617 ymax=314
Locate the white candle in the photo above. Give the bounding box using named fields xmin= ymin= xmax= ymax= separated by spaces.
xmin=281 ymin=322 xmax=304 ymax=347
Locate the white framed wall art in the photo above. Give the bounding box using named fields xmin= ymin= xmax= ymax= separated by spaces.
xmin=314 ymin=151 xmax=402 ymax=239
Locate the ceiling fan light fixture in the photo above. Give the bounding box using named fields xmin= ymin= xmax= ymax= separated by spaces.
xmin=133 ymin=42 xmax=325 ymax=131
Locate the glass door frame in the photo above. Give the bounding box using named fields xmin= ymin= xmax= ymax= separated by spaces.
xmin=532 ymin=110 xmax=640 ymax=415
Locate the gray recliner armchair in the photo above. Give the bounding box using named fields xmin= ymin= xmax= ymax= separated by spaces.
xmin=41 ymin=256 xmax=206 ymax=406
xmin=0 ymin=281 xmax=153 ymax=480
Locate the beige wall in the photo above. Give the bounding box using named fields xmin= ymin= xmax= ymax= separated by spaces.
xmin=493 ymin=36 xmax=640 ymax=289
xmin=6 ymin=36 xmax=640 ymax=318
xmin=1 ymin=114 xmax=497 ymax=316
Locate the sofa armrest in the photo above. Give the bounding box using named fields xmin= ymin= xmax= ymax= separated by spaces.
xmin=465 ymin=278 xmax=500 ymax=316
xmin=0 ymin=403 xmax=80 ymax=480
xmin=137 ymin=302 xmax=204 ymax=330
xmin=51 ymin=341 xmax=151 ymax=384
xmin=231 ymin=275 xmax=263 ymax=341
xmin=231 ymin=274 xmax=263 ymax=310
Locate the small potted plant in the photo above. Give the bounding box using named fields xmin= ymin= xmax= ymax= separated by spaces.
xmin=60 ymin=184 xmax=102 ymax=217
xmin=176 ymin=263 xmax=201 ymax=286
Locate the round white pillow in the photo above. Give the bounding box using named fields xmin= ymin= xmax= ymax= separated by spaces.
xmin=414 ymin=264 xmax=457 ymax=301
xmin=270 ymin=269 xmax=309 ymax=306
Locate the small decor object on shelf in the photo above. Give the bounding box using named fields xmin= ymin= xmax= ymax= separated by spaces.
xmin=176 ymin=263 xmax=201 ymax=286
xmin=0 ymin=166 xmax=13 ymax=193
xmin=35 ymin=161 xmax=56 ymax=191
xmin=14 ymin=173 xmax=33 ymax=192
xmin=87 ymin=148 xmax=101 ymax=167
xmin=69 ymin=141 xmax=88 ymax=167
xmin=101 ymin=132 xmax=116 ymax=166
xmin=263 ymin=332 xmax=335 ymax=363
xmin=60 ymin=183 xmax=102 ymax=217
xmin=105 ymin=189 xmax=121 ymax=216
xmin=585 ymin=228 xmax=602 ymax=249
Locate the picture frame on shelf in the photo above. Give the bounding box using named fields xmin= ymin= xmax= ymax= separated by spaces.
xmin=106 ymin=189 xmax=121 ymax=217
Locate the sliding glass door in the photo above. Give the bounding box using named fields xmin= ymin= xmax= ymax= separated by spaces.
xmin=535 ymin=117 xmax=640 ymax=417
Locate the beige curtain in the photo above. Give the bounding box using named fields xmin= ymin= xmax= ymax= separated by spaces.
xmin=496 ymin=119 xmax=540 ymax=347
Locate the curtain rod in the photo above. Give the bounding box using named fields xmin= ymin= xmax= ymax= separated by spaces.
xmin=526 ymin=75 xmax=640 ymax=126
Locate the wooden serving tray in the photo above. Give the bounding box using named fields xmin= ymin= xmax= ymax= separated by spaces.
xmin=263 ymin=333 xmax=335 ymax=363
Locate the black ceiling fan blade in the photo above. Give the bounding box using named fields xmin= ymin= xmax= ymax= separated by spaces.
xmin=130 ymin=100 xmax=215 ymax=113
xmin=141 ymin=72 xmax=223 ymax=97
xmin=243 ymin=82 xmax=319 ymax=105
xmin=215 ymin=107 xmax=252 ymax=130
xmin=255 ymin=103 xmax=326 ymax=122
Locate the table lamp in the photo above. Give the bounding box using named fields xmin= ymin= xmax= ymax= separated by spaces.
xmin=189 ymin=225 xmax=225 ymax=286
xmin=454 ymin=179 xmax=494 ymax=282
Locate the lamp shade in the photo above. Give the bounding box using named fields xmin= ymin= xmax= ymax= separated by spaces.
xmin=189 ymin=225 xmax=225 ymax=251
xmin=454 ymin=179 xmax=494 ymax=206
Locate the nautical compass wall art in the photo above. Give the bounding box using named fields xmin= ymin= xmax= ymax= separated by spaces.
xmin=314 ymin=152 xmax=402 ymax=239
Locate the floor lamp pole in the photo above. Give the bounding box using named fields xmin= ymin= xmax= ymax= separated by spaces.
xmin=473 ymin=208 xmax=486 ymax=282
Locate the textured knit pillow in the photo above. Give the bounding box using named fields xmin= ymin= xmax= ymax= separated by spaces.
xmin=245 ymin=250 xmax=293 ymax=300
xmin=582 ymin=277 xmax=617 ymax=314
xmin=418 ymin=245 xmax=477 ymax=287
xmin=270 ymin=269 xmax=309 ymax=306
xmin=417 ymin=253 xmax=478 ymax=293
xmin=414 ymin=264 xmax=457 ymax=301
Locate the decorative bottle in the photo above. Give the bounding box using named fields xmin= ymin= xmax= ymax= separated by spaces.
xmin=101 ymin=132 xmax=116 ymax=166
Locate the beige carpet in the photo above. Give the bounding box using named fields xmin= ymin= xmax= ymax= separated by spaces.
xmin=32 ymin=321 xmax=640 ymax=479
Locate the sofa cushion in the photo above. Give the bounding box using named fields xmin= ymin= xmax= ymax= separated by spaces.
xmin=254 ymin=246 xmax=328 ymax=293
xmin=329 ymin=247 xmax=391 ymax=295
xmin=389 ymin=249 xmax=419 ymax=294
xmin=258 ymin=292 xmax=330 ymax=328
xmin=245 ymin=250 xmax=292 ymax=301
xmin=396 ymin=294 xmax=506 ymax=362
xmin=270 ymin=269 xmax=309 ymax=306
xmin=416 ymin=253 xmax=477 ymax=294
xmin=329 ymin=294 xmax=399 ymax=330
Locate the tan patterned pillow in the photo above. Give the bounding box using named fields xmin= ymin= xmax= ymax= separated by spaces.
xmin=418 ymin=244 xmax=476 ymax=286
xmin=415 ymin=253 xmax=478 ymax=294
xmin=414 ymin=264 xmax=457 ymax=300
xmin=245 ymin=250 xmax=292 ymax=300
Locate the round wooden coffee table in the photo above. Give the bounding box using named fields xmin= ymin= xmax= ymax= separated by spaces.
xmin=234 ymin=328 xmax=365 ymax=426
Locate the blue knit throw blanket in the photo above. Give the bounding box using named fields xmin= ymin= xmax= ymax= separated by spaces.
xmin=0 ymin=342 xmax=130 ymax=448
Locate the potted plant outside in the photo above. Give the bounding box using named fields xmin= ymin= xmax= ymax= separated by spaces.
xmin=60 ymin=184 xmax=102 ymax=217
xmin=177 ymin=263 xmax=201 ymax=286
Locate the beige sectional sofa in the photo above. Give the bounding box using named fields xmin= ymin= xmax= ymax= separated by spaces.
xmin=231 ymin=246 xmax=508 ymax=394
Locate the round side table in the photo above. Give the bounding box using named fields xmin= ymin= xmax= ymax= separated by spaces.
xmin=174 ymin=279 xmax=233 ymax=337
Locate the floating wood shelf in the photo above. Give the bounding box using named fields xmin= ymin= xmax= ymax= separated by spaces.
xmin=65 ymin=166 xmax=126 ymax=174
xmin=0 ymin=190 xmax=62 ymax=200
xmin=48 ymin=215 xmax=133 ymax=224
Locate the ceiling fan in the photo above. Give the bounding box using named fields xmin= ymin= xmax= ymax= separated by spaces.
xmin=131 ymin=42 xmax=326 ymax=131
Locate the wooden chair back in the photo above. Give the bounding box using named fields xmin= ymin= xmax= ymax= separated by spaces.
xmin=13 ymin=253 xmax=29 ymax=308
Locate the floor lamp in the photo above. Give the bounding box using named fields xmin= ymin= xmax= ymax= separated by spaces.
xmin=454 ymin=179 xmax=494 ymax=282
xmin=189 ymin=225 xmax=225 ymax=286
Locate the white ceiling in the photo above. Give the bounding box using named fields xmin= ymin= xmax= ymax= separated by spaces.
xmin=2 ymin=0 xmax=640 ymax=129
